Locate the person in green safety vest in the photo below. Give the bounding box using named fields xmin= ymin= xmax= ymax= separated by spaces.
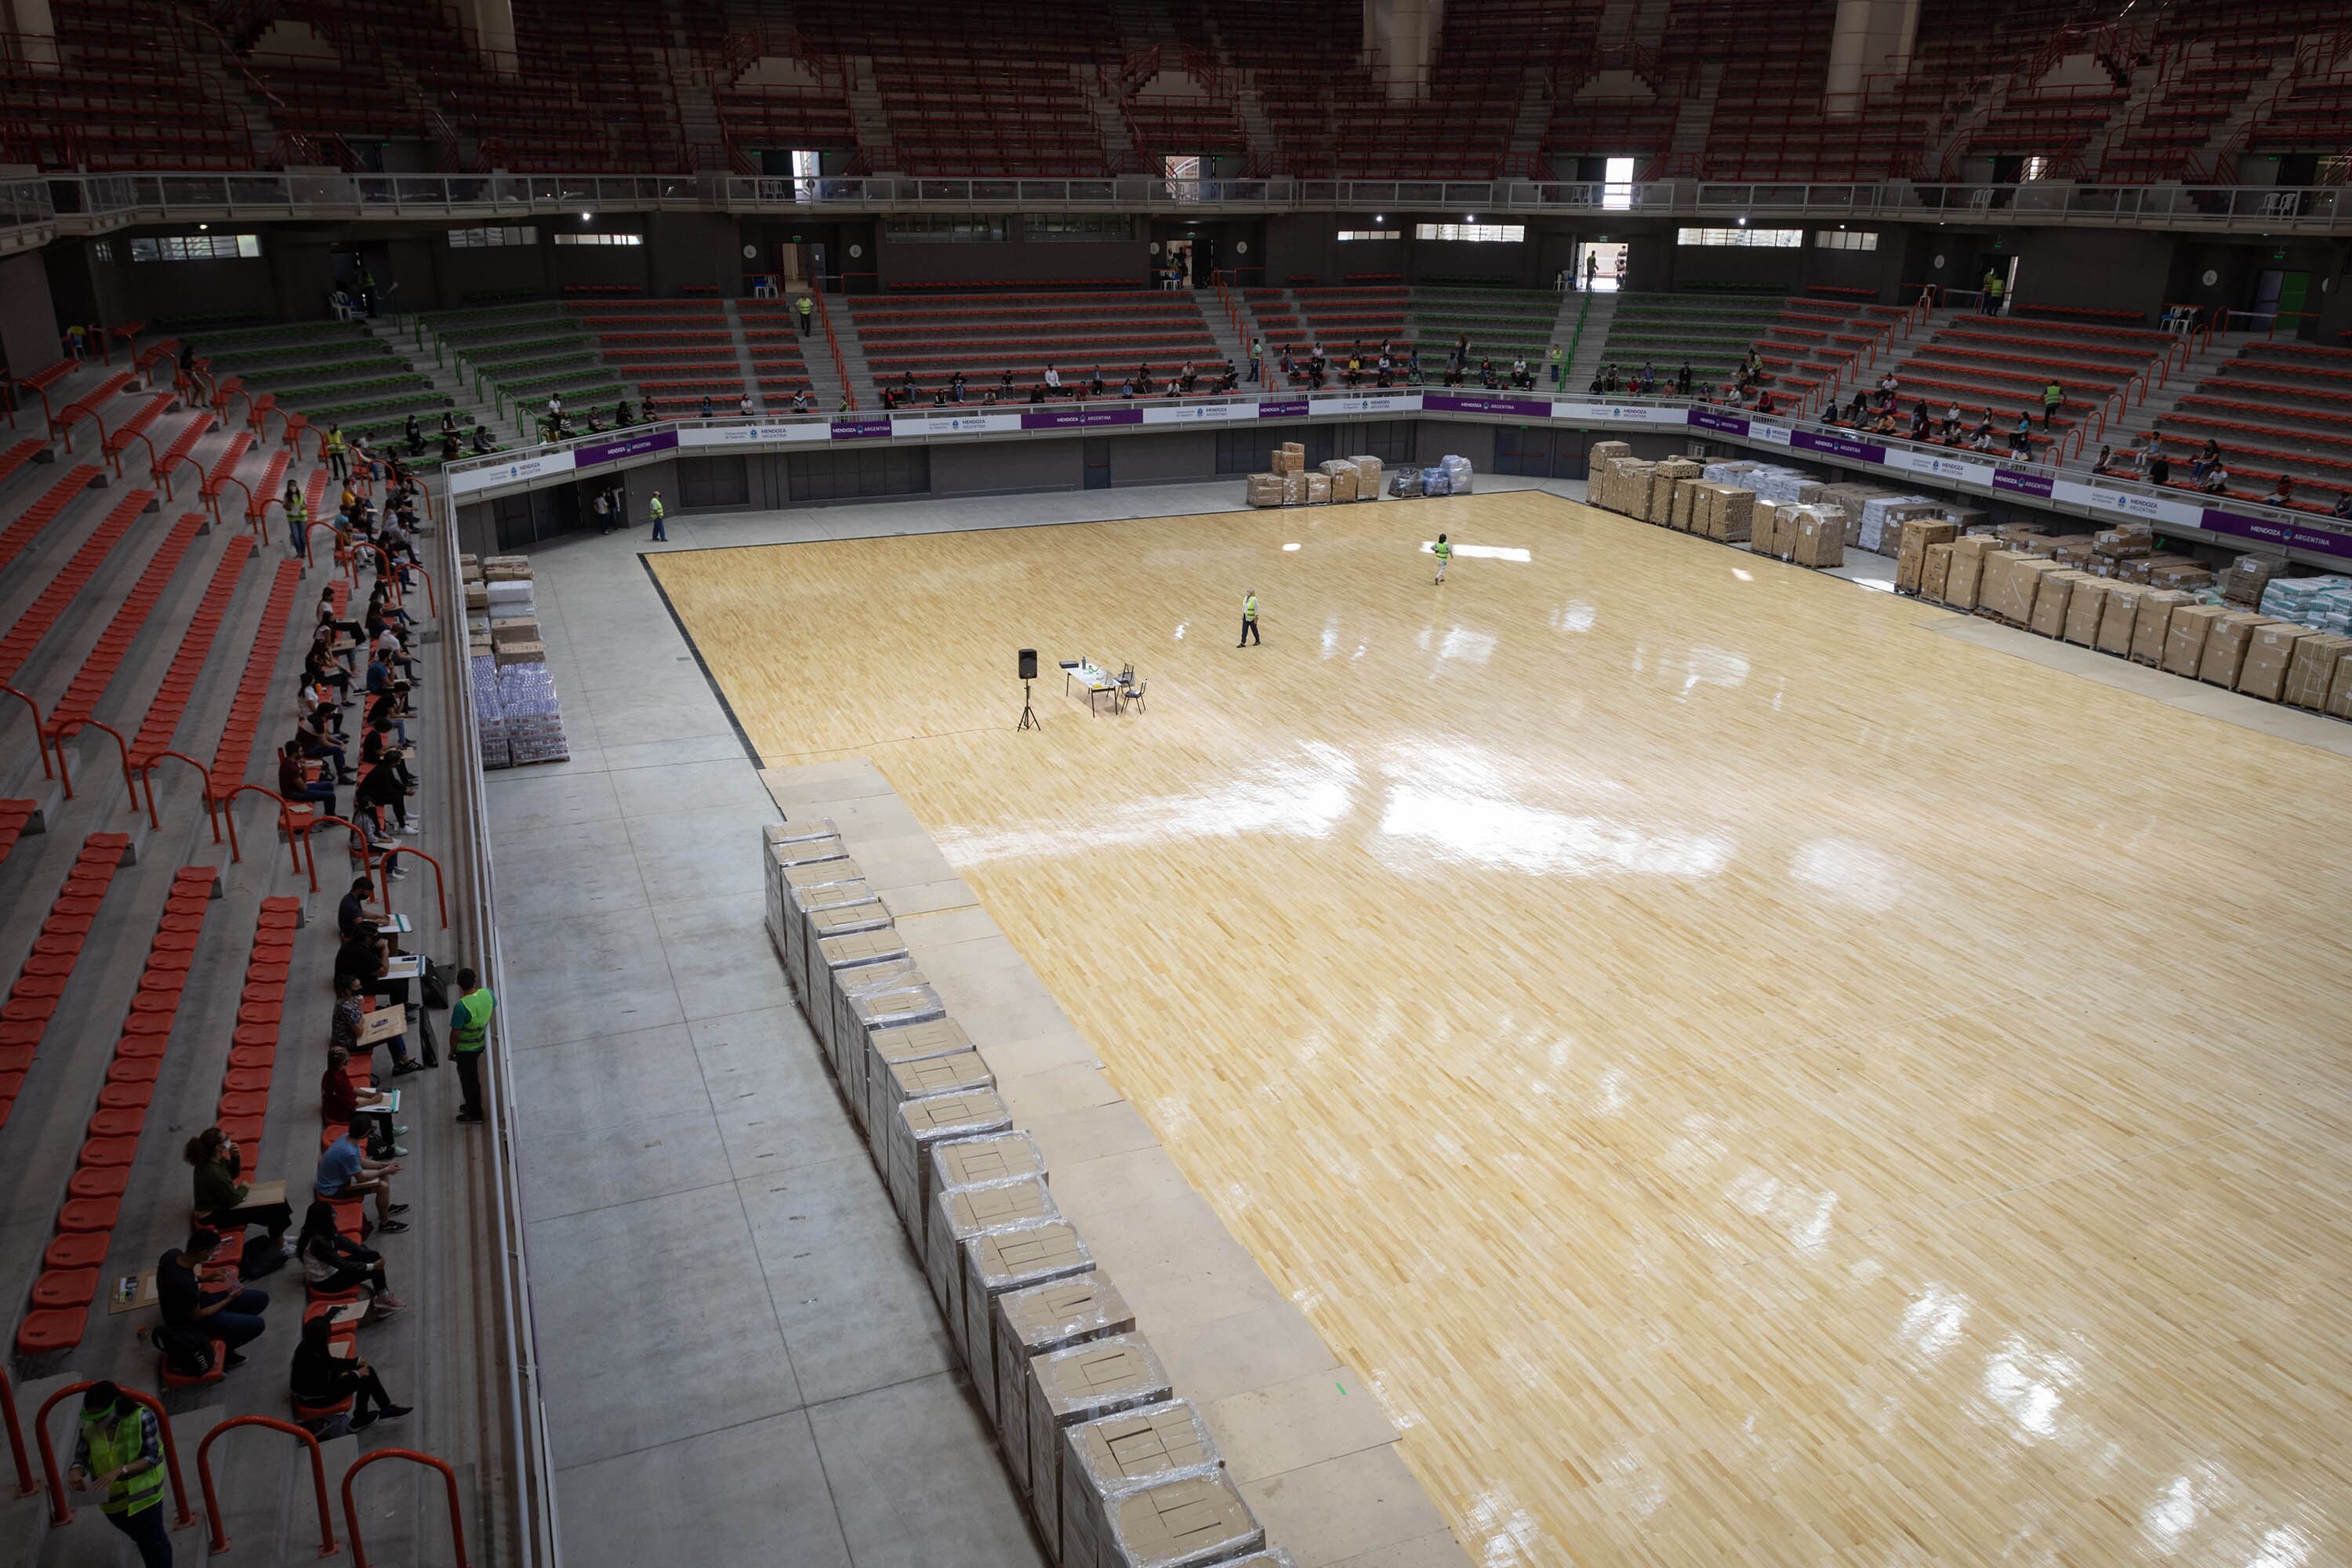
xmin=283 ymin=480 xmax=310 ymax=562
xmin=324 ymin=423 xmax=347 ymax=481
xmin=1433 ymin=533 xmax=1452 ymax=585
xmin=450 ymin=967 xmax=495 ymax=1125
xmin=648 ymin=491 xmax=666 ymax=543
xmin=1548 ymin=345 xmax=1564 ymax=390
xmin=797 ymin=292 xmax=814 ymax=336
xmin=68 ymin=1381 xmax=172 ymax=1566
xmin=1982 ymin=267 xmax=2003 ymax=315
xmin=1237 ymin=589 xmax=1260 ymax=647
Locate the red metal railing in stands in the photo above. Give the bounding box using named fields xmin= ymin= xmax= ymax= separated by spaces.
xmin=296 ymin=812 xmax=379 ymax=891
xmin=812 ymin=282 xmax=855 ymax=411
xmin=33 ymin=1380 xmax=195 ymax=1528
xmin=134 ymin=750 xmax=220 ymax=844
xmin=2 ymin=1364 xmax=32 ymax=1497
xmin=216 ymin=782 xmax=307 ymax=875
xmin=198 ymin=1414 xmax=338 ymax=1557
xmin=0 ymin=683 xmax=54 ymax=779
xmin=379 ymin=845 xmax=449 ymax=931
xmin=342 ymin=1447 xmax=471 ymax=1568
xmin=58 ymin=717 xmax=147 ymax=827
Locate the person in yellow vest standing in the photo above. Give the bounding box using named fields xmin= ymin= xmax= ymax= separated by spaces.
xmin=68 ymin=1381 xmax=172 ymax=1566
xmin=1432 ymin=533 xmax=1452 ymax=584
xmin=797 ymin=292 xmax=813 ymax=337
xmin=283 ymin=480 xmax=310 ymax=564
xmin=1237 ymin=589 xmax=1260 ymax=646
xmin=451 ymin=967 xmax=495 ymax=1124
xmin=648 ymin=490 xmax=666 ymax=543
xmin=324 ymin=423 xmax=347 ymax=481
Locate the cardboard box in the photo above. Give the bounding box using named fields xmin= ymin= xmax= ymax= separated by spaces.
xmin=877 ymin=1049 xmax=994 ymax=1178
xmin=2148 ymin=561 xmax=2214 ymax=593
xmin=931 ymin=1128 xmax=1047 ymax=1203
xmin=1104 ymin=1472 xmax=1265 ymax=1568
xmin=2130 ymin=589 xmax=2191 ymax=666
xmin=2096 ymin=583 xmax=2146 ymax=656
xmin=2199 ymin=612 xmax=2274 ymax=687
xmin=1270 ymin=448 xmax=1303 ymax=475
xmin=965 ymin=1220 xmax=1094 ymax=1428
xmin=927 ymin=1176 xmax=1057 ymax=1348
xmin=1896 ymin=519 xmax=1958 ymax=593
xmin=2062 ymin=575 xmax=2111 ymax=645
xmin=463 ymin=583 xmax=489 ymax=613
xmin=872 ymin=1017 xmax=982 ymax=1152
xmin=1943 ymin=535 xmax=1998 ymax=611
xmin=1646 ymin=470 xmax=1677 ymax=525
xmin=1747 ymin=500 xmax=1782 ymax=556
xmin=1316 ymin=459 xmax=1358 ymax=503
xmin=2162 ymin=604 xmax=2227 ymax=678
xmin=1061 ymin=1400 xmax=1222 ymax=1568
xmin=890 ymin=1090 xmax=1011 ymax=1233
xmin=2221 ymin=554 xmax=2281 ymax=606
xmin=2329 ymin=649 xmax=2352 ymax=720
xmin=1026 ymin=1336 xmax=1173 ymax=1564
xmin=837 ymin=979 xmax=946 ymax=1126
xmin=1244 ymin=473 xmax=1283 ymax=508
xmin=821 ymin=953 xmax=922 ymax=1084
xmin=996 ymin=1274 xmax=1137 ymax=1495
xmin=1996 ymin=557 xmax=2060 ymax=626
xmin=1790 ymin=508 xmax=1844 ymax=569
xmin=1670 ymin=480 xmax=1699 ymax=532
xmin=2092 ymin=522 xmax=2154 ymax=557
xmin=2234 ymin=622 xmax=2314 ymax=702
xmin=1347 ymin=455 xmax=1383 ymax=499
xmin=1922 ymin=541 xmax=1954 ymax=601
xmin=1588 ymin=441 xmax=1632 ymax=466
xmin=2285 ymin=633 xmax=2352 ymax=710
xmin=1280 ymin=471 xmax=1308 ymax=506
xmin=788 ymin=888 xmax=883 ymax=1007
xmin=489 ymin=615 xmax=540 ymax=646
xmin=1303 ymin=473 xmax=1330 ymax=506
xmin=2030 ymin=568 xmax=2082 ymax=639
xmin=811 ymin=927 xmax=910 ymax=1120
xmin=492 ymin=639 xmax=544 ymax=666
xmin=1711 ymin=486 xmax=1755 ymax=543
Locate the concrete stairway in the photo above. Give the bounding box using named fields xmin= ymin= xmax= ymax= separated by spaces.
xmin=1505 ymin=64 xmax=1552 ymax=176
xmin=2108 ymin=331 xmax=2249 ymax=451
xmin=845 ymin=58 xmax=897 ymax=172
xmin=1192 ymin=289 xmax=1251 ymax=381
xmin=1563 ymin=293 xmax=1620 ymax=390
xmin=822 ymin=302 xmax=879 ymax=409
xmin=365 ymin=319 xmax=517 ymax=444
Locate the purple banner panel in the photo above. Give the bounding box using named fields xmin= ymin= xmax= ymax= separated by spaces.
xmin=572 ymin=429 xmax=678 ymax=467
xmin=1788 ymin=430 xmax=1888 ymax=465
xmin=1018 ymin=406 xmax=1146 ymax=431
xmin=1422 ymin=394 xmax=1555 ymax=418
xmin=1686 ymin=408 xmax=1751 ymax=437
xmin=2200 ymin=506 xmax=2352 ymax=561
xmin=1256 ymin=400 xmax=1310 ymax=419
xmin=1991 ymin=466 xmax=2056 ymax=499
xmin=830 ymin=417 xmax=892 ymax=440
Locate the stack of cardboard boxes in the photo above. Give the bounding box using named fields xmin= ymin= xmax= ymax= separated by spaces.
xmin=753 ymin=823 xmax=1297 ymax=1568
xmin=464 ymin=553 xmax=570 ymax=767
xmin=1247 ymin=444 xmax=1383 ymax=508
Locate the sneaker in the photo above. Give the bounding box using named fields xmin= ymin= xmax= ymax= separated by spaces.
xmin=455 ymin=1110 xmax=485 ymax=1124
xmin=223 ymin=1351 xmax=248 ymax=1370
xmin=392 ymin=1124 xmax=408 ymax=1135
xmin=388 ymin=867 xmax=408 ymax=880
xmin=374 ymin=1219 xmax=409 ymax=1234
xmin=281 ymin=1235 xmax=299 ymax=1255
xmin=390 ymin=1061 xmax=423 ymax=1076
xmin=375 ymin=1293 xmax=407 ymax=1312
xmin=388 ymin=1144 xmax=409 ymax=1157
xmin=350 ymin=1410 xmax=379 ymax=1430
xmin=388 ymin=1203 xmax=410 ymax=1215
xmin=377 ymin=1404 xmax=412 ymax=1423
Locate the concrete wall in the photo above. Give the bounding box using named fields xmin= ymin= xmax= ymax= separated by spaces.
xmin=0 ymin=251 xmax=60 ymax=374
xmin=934 ymin=436 xmax=1082 ymax=495
xmin=878 ymin=231 xmax=1149 ymax=290
xmin=1108 ymin=429 xmax=1214 ymax=486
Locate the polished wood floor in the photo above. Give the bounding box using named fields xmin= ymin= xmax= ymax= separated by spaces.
xmin=650 ymin=493 xmax=2352 ymax=1568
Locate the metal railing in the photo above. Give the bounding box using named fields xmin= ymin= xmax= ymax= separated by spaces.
xmin=10 ymin=169 xmax=2350 ymax=238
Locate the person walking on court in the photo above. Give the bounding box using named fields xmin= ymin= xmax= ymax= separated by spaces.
xmin=1433 ymin=533 xmax=1451 ymax=584
xmin=648 ymin=491 xmax=666 ymax=542
xmin=67 ymin=1382 xmax=172 ymax=1567
xmin=1237 ymin=589 xmax=1260 ymax=646
xmin=450 ymin=967 xmax=495 ymax=1124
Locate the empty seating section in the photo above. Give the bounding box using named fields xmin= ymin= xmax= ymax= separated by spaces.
xmin=0 ymin=839 xmax=125 ymax=1151
xmin=1123 ymin=89 xmax=1248 ymax=162
xmin=0 ymin=465 xmax=100 ymax=573
xmin=0 ymin=438 xmax=42 ymax=485
xmin=151 ymin=412 xmax=219 ymax=499
xmin=55 ymin=373 xmax=134 ymax=447
xmin=1292 ymin=289 xmax=1410 ymax=357
xmin=98 ymin=394 xmax=176 ymax=475
xmin=572 ymin=300 xmax=782 ymax=412
xmin=246 ymin=451 xmax=291 ymax=526
xmin=0 ymin=799 xmax=31 ymax=874
xmin=849 ymin=290 xmax=1220 ymax=389
xmin=131 ymin=538 xmax=256 ymax=767
xmin=0 ymin=488 xmax=150 ymax=684
xmin=737 ymin=303 xmax=818 ymax=407
xmin=191 ymin=322 xmax=441 ymax=431
xmin=206 ymin=558 xmax=305 ymax=798
xmin=0 ymin=0 xmax=257 ymax=169
xmin=203 ymin=434 xmax=257 ymax=511
xmin=1411 ymin=289 xmax=1562 ymax=368
xmin=1752 ymin=296 xmax=1906 ymax=400
xmin=2162 ymin=341 xmax=2352 ymax=510
xmin=44 ymin=512 xmax=205 ymax=741
xmin=1597 ymin=294 xmax=1789 ymax=387
xmin=426 ymin=303 xmax=618 ymax=433
xmin=17 ymin=864 xmax=220 ymax=1356
xmin=1890 ymin=313 xmax=2169 ymax=454
xmin=716 ymin=80 xmax=859 ymax=167
xmin=218 ymin=899 xmax=302 ymax=1157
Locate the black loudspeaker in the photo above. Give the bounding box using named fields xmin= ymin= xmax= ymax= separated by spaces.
xmin=1018 ymin=648 xmax=1038 ymax=681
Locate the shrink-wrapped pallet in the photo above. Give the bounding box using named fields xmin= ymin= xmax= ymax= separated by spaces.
xmin=1281 ymin=470 xmax=1308 ymax=506
xmin=964 ymin=1219 xmax=1094 ymax=1428
xmin=996 ymin=1273 xmax=1136 ymax=1494
xmin=2221 ymin=554 xmax=2281 ymax=605
xmin=1061 ymin=1400 xmax=1224 ymax=1568
xmin=1304 ymin=472 xmax=1331 ymax=505
xmin=1317 ymin=459 xmax=1358 ymax=503
xmin=1244 ymin=472 xmax=1283 ymax=507
xmin=1026 ymin=1335 xmax=1173 ymax=1564
xmin=1347 ymin=455 xmax=1384 ymax=498
xmin=2129 ymin=589 xmax=2190 ymax=666
xmin=1789 ymin=506 xmax=1845 ymax=568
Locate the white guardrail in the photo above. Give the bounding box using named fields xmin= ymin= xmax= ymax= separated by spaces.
xmin=14 ymin=169 xmax=2350 ymax=233
xmin=437 ymin=390 xmax=2352 ymax=567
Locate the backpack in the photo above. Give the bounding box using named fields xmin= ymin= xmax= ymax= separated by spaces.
xmin=152 ymin=1325 xmax=216 ymax=1377
xmin=239 ymin=1235 xmax=289 ymax=1280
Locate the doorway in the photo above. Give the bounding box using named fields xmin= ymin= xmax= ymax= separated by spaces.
xmin=1160 ymin=237 xmax=1193 ymax=290
xmin=332 ymin=245 xmax=397 ymax=317
xmin=1575 ymin=241 xmax=1628 ymax=292
xmin=2253 ymin=268 xmax=2310 ymax=332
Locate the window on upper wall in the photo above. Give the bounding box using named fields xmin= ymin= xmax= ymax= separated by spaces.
xmin=1027 ymin=215 xmax=1127 ymax=241
xmin=1676 ymin=227 xmax=1802 ymax=248
xmin=884 ymin=215 xmax=1010 ymax=242
xmin=1338 ymin=230 xmax=1400 ymax=241
xmin=93 ymin=241 xmax=115 ymax=264
xmin=128 ymin=233 xmax=262 ymax=262
xmin=554 ymin=232 xmax=642 ymax=246
xmin=1815 ymin=230 xmax=1879 ymax=251
xmin=448 ymin=226 xmax=538 ymax=248
xmin=1416 ymin=223 xmax=1525 ymax=243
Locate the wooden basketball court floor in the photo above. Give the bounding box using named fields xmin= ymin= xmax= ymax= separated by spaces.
xmin=648 ymin=492 xmax=2352 ymax=1567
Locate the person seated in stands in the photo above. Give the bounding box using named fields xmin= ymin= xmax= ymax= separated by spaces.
xmin=2190 ymin=438 xmax=2222 ymax=481
xmin=1822 ymin=405 xmax=1843 ymax=429
xmin=930 ymin=386 xmax=947 ymax=407
xmin=699 ymin=395 xmax=715 ymax=420
xmin=1028 ymin=381 xmax=1047 ymax=404
xmin=1219 ymin=361 xmax=1240 ymax=394
xmin=1755 ymin=387 xmax=1774 ymax=416
xmin=981 ymin=387 xmax=1000 ymax=406
xmin=403 ymin=414 xmax=424 ymax=456
xmin=2333 ymin=491 xmax=2352 ymax=520
xmin=792 ymin=389 xmax=813 ymax=414
xmin=370 ymin=618 xmax=416 ymax=683
xmin=470 ymin=421 xmax=495 ymax=454
xmin=302 ymin=688 xmax=347 ymax=746
xmin=2091 ymin=444 xmax=2117 ymax=476
xmin=354 ymin=753 xmax=414 ymax=839
xmin=1310 ymin=348 xmax=1329 ymax=389
xmin=1588 ymin=372 xmax=1606 ymax=395
xmin=1678 ymin=363 xmax=1694 ymax=397
xmin=2201 ymin=462 xmax=2230 ymax=495
xmin=2009 ymin=411 xmax=2033 ymax=459
xmin=1479 ymin=359 xmax=1500 ymax=390
xmin=440 ymin=427 xmax=461 ymax=461
xmin=1279 ymin=348 xmax=1296 ymax=382
xmin=298 ymin=709 xmax=353 ymax=783
xmin=1343 ymin=354 xmax=1362 ymax=390
xmin=1044 ymin=364 xmax=1063 ymax=397
xmin=2147 ymin=448 xmax=2172 ymax=486
xmin=305 ymin=646 xmax=353 ymax=705
xmin=1179 ymin=361 xmax=1199 ymax=394
xmin=880 ymin=385 xmax=898 ymax=410
xmin=613 ymin=399 xmax=633 ymax=427
xmin=321 ymin=1052 xmax=405 ymax=1161
xmin=2262 ymin=474 xmax=2295 ymax=507
xmin=185 ymin=1127 xmax=293 ymax=1250
xmin=297 ymin=1198 xmax=405 ymax=1308
xmin=281 ymin=737 xmax=339 ymax=813
xmin=1081 ymin=367 xmax=1100 ymax=399
xmin=291 ymin=1314 xmax=410 ymax=1429
xmin=1848 ymin=390 xmax=1870 ymax=424
xmin=158 ymin=1227 xmax=271 ymax=1366
xmin=332 ymin=970 xmax=416 ymax=1073
xmin=1877 ymin=372 xmax=1898 ymax=407
xmin=1117 ymin=377 xmax=1135 ymax=399
xmin=1943 ymin=402 xmax=1964 ymax=442
xmin=1163 ymin=376 xmax=1182 ymax=397
xmin=585 ymin=416 xmax=605 ymax=435
xmin=315 ymin=1118 xmax=406 ymax=1233
xmin=1377 ymin=351 xmax=1394 ymax=387
xmin=739 ymin=392 xmax=755 ymax=418
xmin=1969 ymin=422 xmax=1996 ymax=453
xmin=1910 ymin=401 xmax=1930 ymax=442
xmin=1875 ymin=407 xmax=1899 ymax=436
xmin=1405 ymin=347 xmax=1423 ymax=385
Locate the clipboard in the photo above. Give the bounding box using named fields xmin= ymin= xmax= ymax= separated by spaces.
xmin=109 ymin=1272 xmax=158 ymax=1316
xmin=376 ymin=913 xmax=412 ymax=935
xmin=358 ymin=1008 xmax=403 ymax=1047
xmin=381 ymin=954 xmax=423 ymax=981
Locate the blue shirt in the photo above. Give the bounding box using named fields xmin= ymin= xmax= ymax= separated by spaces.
xmin=315 ymin=1137 xmax=362 ymax=1196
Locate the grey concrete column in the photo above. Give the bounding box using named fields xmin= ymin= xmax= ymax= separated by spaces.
xmin=1825 ymin=0 xmax=1918 ymax=118
xmin=450 ymin=0 xmax=517 ymax=76
xmin=1363 ymin=0 xmax=1443 ymax=103
xmin=5 ymin=0 xmax=59 ymax=74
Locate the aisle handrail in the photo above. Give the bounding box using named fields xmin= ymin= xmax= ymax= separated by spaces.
xmin=377 ymin=844 xmax=449 ymax=930
xmin=341 ymin=1448 xmax=470 ymax=1568
xmin=33 ymin=1380 xmax=196 ymax=1529
xmin=197 ymin=1414 xmax=337 ymax=1557
xmin=1 ymin=1364 xmax=32 ymax=1497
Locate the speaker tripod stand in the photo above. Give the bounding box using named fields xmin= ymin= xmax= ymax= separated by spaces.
xmin=1016 ymin=680 xmax=1040 ymax=731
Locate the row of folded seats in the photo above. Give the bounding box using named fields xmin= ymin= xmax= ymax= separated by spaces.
xmin=1752 ymin=299 xmax=1906 ymax=401
xmin=571 ymin=299 xmax=812 ymax=412
xmin=2161 ymin=341 xmax=2352 ymax=510
xmin=1882 ymin=313 xmax=2172 ymax=454
xmin=848 ymin=289 xmax=1220 ymax=389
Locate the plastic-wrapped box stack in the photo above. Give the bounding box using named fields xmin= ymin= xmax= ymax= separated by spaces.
xmin=466 ymin=554 xmax=569 ymax=767
xmin=2221 ymin=554 xmax=2282 ymax=607
xmin=1316 ymin=459 xmax=1357 ymax=503
xmin=1347 ymin=455 xmax=1383 ymax=497
xmin=750 ymin=821 xmax=1282 ymax=1567
xmin=469 ymin=654 xmax=508 ymax=770
xmin=2260 ymin=574 xmax=2352 ymax=633
xmin=1441 ymin=453 xmax=1472 ymax=495
xmin=1745 ymin=466 xmax=1821 ymax=506
xmin=1243 ymin=473 xmax=1283 ymax=508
